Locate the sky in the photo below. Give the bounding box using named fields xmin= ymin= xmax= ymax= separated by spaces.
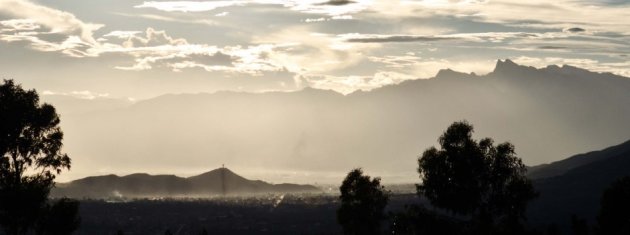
xmin=0 ymin=0 xmax=629 ymax=100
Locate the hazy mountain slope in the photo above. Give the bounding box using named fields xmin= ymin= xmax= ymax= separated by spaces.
xmin=57 ymin=60 xmax=630 ymax=182
xmin=527 ymin=140 xmax=630 ymax=227
xmin=52 ymin=168 xmax=320 ymax=198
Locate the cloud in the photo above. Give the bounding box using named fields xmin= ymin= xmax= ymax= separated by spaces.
xmin=118 ymin=28 xmax=188 ymax=47
xmin=0 ymin=0 xmax=102 ymax=44
xmin=0 ymin=19 xmax=40 ymax=32
xmin=134 ymin=1 xmax=247 ymax=12
xmin=42 ymin=90 xmax=111 ymax=100
xmin=0 ymin=0 xmax=108 ymax=57
xmin=263 ymin=0 xmax=373 ymax=16
xmin=215 ymin=12 xmax=229 ymax=17
xmin=538 ymin=46 xmax=568 ymax=50
xmin=564 ymin=27 xmax=586 ymax=33
xmin=100 ymin=28 xmax=287 ymax=75
xmin=2 ymin=0 xmax=628 ymax=93
xmin=253 ymin=27 xmax=380 ymax=75
xmin=368 ymin=54 xmax=424 ymax=68
xmin=365 ymin=0 xmax=630 ymax=34
xmin=342 ymin=32 xmax=540 ymax=43
xmin=299 ymin=71 xmax=416 ymax=94
xmin=304 ymin=15 xmax=352 ymax=22
xmin=165 ymin=45 xmax=287 ymax=75
xmin=0 ymin=6 xmax=288 ymax=76
xmin=347 ymin=35 xmax=455 ymax=43
xmin=114 ymin=13 xmax=217 ymax=26
xmin=0 ymin=19 xmax=97 ymax=57
xmin=317 ymin=0 xmax=355 ymax=6
xmin=135 ymin=0 xmax=372 ymax=16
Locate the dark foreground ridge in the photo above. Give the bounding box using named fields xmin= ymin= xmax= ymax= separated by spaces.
xmin=527 ymin=139 xmax=630 ymax=229
xmin=52 ymin=168 xmax=321 ymax=198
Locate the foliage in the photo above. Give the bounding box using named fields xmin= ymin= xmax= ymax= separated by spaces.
xmin=337 ymin=168 xmax=389 ymax=235
xmin=389 ymin=204 xmax=462 ymax=235
xmin=597 ymin=176 xmax=630 ymax=235
xmin=0 ymin=79 xmax=75 ymax=234
xmin=417 ymin=121 xmax=537 ymax=234
xmin=571 ymin=215 xmax=589 ymax=235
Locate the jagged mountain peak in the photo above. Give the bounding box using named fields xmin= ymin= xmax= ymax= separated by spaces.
xmin=491 ymin=58 xmax=536 ymax=74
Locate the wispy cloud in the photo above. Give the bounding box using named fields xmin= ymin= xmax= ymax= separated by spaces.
xmin=135 ymin=1 xmax=247 ymax=13
xmin=114 ymin=12 xmax=217 ymax=26
xmin=342 ymin=32 xmax=543 ymax=44
xmin=0 ymin=0 xmax=103 ymax=44
xmin=134 ymin=0 xmax=372 ymax=16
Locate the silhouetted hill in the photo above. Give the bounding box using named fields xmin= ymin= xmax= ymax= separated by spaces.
xmin=186 ymin=168 xmax=302 ymax=194
xmin=54 ymin=60 xmax=630 ymax=181
xmin=527 ymin=140 xmax=630 ymax=228
xmin=52 ymin=168 xmax=320 ymax=198
xmin=528 ymin=139 xmax=630 ymax=179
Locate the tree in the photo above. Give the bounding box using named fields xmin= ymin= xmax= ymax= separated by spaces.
xmin=571 ymin=214 xmax=589 ymax=235
xmin=337 ymin=168 xmax=389 ymax=235
xmin=417 ymin=121 xmax=536 ymax=234
xmin=597 ymin=176 xmax=630 ymax=235
xmin=389 ymin=204 xmax=462 ymax=235
xmin=0 ymin=79 xmax=73 ymax=234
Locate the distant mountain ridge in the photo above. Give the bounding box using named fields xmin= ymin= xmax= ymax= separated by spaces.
xmin=52 ymin=168 xmax=321 ymax=198
xmin=50 ymin=59 xmax=630 ymax=180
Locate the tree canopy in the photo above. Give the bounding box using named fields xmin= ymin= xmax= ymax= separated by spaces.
xmin=598 ymin=176 xmax=630 ymax=235
xmin=0 ymin=79 xmax=70 ymax=184
xmin=0 ymin=79 xmax=74 ymax=234
xmin=417 ymin=121 xmax=536 ymax=233
xmin=337 ymin=168 xmax=388 ymax=235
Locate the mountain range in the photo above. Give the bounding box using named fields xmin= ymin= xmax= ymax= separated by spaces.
xmin=51 ymin=168 xmax=321 ymax=198
xmin=45 ymin=59 xmax=630 ymax=182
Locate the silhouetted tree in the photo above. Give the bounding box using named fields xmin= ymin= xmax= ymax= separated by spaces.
xmin=417 ymin=121 xmax=536 ymax=234
xmin=571 ymin=214 xmax=589 ymax=235
xmin=545 ymin=223 xmax=559 ymax=235
xmin=597 ymin=176 xmax=630 ymax=235
xmin=0 ymin=79 xmax=73 ymax=234
xmin=337 ymin=168 xmax=388 ymax=235
xmin=389 ymin=204 xmax=462 ymax=235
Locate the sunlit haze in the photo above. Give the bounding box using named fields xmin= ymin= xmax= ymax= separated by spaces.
xmin=1 ymin=0 xmax=629 ymax=184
